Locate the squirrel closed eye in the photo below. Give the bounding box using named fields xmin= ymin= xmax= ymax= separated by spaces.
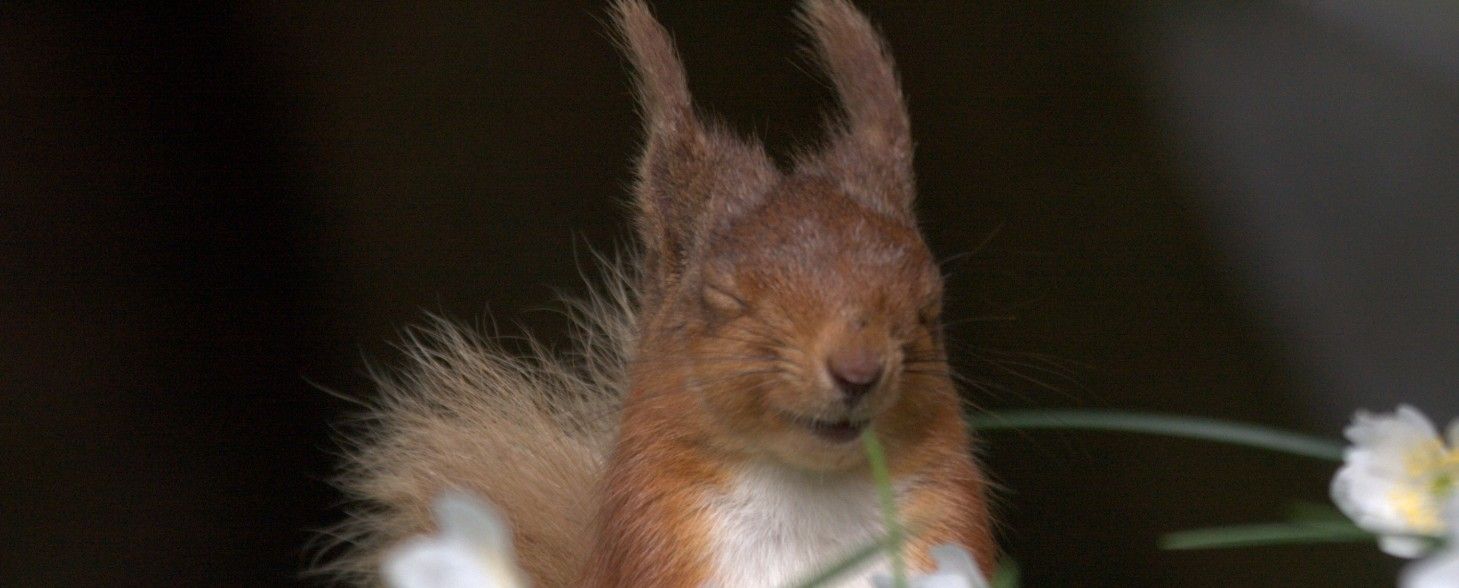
xmin=316 ymin=2 xmax=997 ymax=587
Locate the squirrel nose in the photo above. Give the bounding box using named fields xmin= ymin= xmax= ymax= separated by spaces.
xmin=827 ymin=347 xmax=883 ymax=406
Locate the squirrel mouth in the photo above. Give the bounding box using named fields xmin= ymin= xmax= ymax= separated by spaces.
xmin=801 ymin=417 xmax=869 ymax=444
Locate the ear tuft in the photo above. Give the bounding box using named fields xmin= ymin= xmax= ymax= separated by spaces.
xmin=797 ymin=0 xmax=916 ymax=217
xmin=610 ymin=1 xmax=777 ymax=311
xmin=611 ymin=0 xmax=692 ymax=128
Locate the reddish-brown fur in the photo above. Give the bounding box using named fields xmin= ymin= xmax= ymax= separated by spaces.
xmin=590 ymin=0 xmax=996 ymax=583
xmin=319 ymin=1 xmax=995 ymax=586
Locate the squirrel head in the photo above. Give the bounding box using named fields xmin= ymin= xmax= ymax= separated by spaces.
xmin=615 ymin=0 xmax=951 ymax=471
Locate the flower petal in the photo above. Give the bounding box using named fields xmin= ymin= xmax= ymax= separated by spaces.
xmin=1401 ymin=547 xmax=1459 ymax=588
xmin=381 ymin=492 xmax=527 ymax=588
xmin=1382 ymin=536 xmax=1439 ymax=559
xmin=873 ymin=544 xmax=989 ymax=588
xmin=1333 ymin=405 xmax=1450 ymax=549
xmin=384 ymin=537 xmax=499 ymax=588
xmin=434 ymin=491 xmax=512 ymax=552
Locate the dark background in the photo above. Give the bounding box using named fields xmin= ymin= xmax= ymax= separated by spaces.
xmin=6 ymin=2 xmax=1453 ymax=586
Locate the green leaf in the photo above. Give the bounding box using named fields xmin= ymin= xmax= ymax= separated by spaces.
xmin=1284 ymin=501 xmax=1350 ymax=523
xmin=1160 ymin=521 xmax=1373 ymax=550
xmin=966 ymin=410 xmax=1345 ymax=461
xmin=990 ymin=558 xmax=1021 ymax=588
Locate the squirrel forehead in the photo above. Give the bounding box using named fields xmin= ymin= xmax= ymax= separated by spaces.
xmin=704 ymin=178 xmax=938 ymax=297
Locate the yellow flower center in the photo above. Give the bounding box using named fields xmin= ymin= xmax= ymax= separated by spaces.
xmin=1391 ymin=487 xmax=1443 ymax=533
xmin=1391 ymin=441 xmax=1459 ymax=534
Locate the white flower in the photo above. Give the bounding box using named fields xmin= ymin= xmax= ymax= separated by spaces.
xmin=1331 ymin=405 xmax=1459 ymax=558
xmin=873 ymin=544 xmax=990 ymax=588
xmin=382 ymin=491 xmax=527 ymax=588
xmin=1402 ymin=496 xmax=1459 ymax=588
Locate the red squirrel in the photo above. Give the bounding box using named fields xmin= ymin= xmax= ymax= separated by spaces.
xmin=319 ymin=1 xmax=995 ymax=586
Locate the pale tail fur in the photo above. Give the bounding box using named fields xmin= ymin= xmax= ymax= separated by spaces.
xmin=313 ymin=258 xmax=639 ymax=587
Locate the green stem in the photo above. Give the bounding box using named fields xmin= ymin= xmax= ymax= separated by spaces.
xmin=1161 ymin=521 xmax=1374 ymax=550
xmin=863 ymin=428 xmax=907 ymax=588
xmin=786 ymin=532 xmax=898 ymax=588
xmin=966 ymin=410 xmax=1344 ymax=461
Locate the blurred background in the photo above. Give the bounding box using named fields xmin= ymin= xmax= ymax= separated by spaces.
xmin=4 ymin=1 xmax=1455 ymax=585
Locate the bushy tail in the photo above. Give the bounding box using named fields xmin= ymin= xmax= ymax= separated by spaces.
xmin=312 ymin=258 xmax=638 ymax=587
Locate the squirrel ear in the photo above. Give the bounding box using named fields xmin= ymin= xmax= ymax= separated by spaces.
xmin=796 ymin=0 xmax=915 ymax=218
xmin=612 ymin=1 xmax=776 ymax=304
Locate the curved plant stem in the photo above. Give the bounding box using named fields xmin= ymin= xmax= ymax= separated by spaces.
xmin=786 ymin=533 xmax=897 ymax=588
xmin=966 ymin=410 xmax=1344 ymax=461
xmin=863 ymin=428 xmax=908 ymax=588
xmin=857 ymin=428 xmax=904 ymax=588
xmin=786 ymin=429 xmax=909 ymax=588
xmin=1161 ymin=521 xmax=1374 ymax=550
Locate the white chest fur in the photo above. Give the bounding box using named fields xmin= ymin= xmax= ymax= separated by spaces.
xmin=703 ymin=460 xmax=893 ymax=588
